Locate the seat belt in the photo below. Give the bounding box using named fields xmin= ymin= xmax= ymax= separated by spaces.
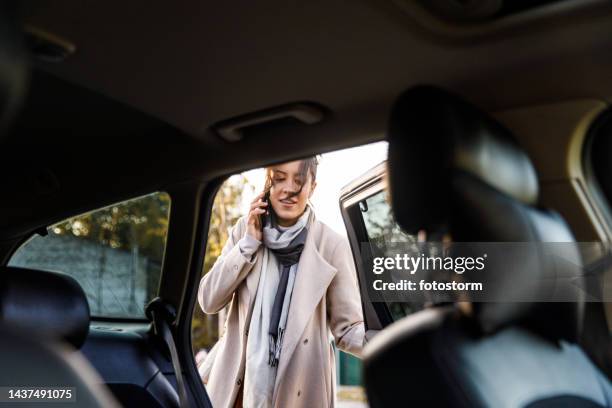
xmin=146 ymin=297 xmax=191 ymax=408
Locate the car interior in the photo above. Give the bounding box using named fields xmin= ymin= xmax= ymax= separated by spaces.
xmin=363 ymin=85 xmax=609 ymax=407
xmin=0 ymin=0 xmax=611 ymax=407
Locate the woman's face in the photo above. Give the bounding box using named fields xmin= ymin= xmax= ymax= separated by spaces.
xmin=268 ymin=160 xmax=316 ymax=227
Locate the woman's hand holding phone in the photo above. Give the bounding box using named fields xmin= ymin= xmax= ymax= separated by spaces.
xmin=246 ymin=192 xmax=268 ymax=241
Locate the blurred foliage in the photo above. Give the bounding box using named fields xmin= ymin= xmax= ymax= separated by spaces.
xmin=50 ymin=192 xmax=170 ymax=264
xmin=191 ymin=175 xmax=253 ymax=353
xmin=49 ymin=192 xmax=171 ymax=302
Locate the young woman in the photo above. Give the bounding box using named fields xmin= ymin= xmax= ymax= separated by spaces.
xmin=198 ymin=157 xmax=365 ymax=408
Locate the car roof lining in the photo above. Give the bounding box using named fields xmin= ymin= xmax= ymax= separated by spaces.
xmin=5 ymin=0 xmax=612 ymax=237
xmin=19 ymin=0 xmax=612 ymax=136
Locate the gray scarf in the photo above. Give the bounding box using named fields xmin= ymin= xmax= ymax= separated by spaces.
xmin=263 ymin=207 xmax=311 ymax=367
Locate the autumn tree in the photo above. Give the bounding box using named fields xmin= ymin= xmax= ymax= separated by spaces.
xmin=191 ymin=174 xmax=253 ymax=352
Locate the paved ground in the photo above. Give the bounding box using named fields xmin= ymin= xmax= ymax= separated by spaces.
xmin=337 ymin=386 xmax=368 ymax=408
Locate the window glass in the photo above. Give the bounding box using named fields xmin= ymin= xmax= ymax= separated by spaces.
xmin=358 ymin=190 xmax=424 ymax=320
xmin=9 ymin=192 xmax=170 ymax=319
xmin=361 ymin=190 xmax=414 ymax=247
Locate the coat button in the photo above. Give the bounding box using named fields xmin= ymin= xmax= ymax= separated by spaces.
xmin=236 ymin=378 xmax=242 ymax=386
xmin=303 ymin=338 xmax=308 ymax=345
xmin=233 ymin=264 xmax=239 ymax=271
xmin=297 ymin=390 xmax=301 ymax=397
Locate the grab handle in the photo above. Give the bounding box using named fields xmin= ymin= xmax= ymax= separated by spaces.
xmin=213 ymin=102 xmax=326 ymax=142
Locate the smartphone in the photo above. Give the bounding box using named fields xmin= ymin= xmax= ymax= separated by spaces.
xmin=260 ymin=191 xmax=270 ymax=232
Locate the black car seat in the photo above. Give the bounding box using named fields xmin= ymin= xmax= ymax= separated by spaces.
xmin=0 ymin=266 xmax=122 ymax=407
xmin=0 ymin=266 xmax=91 ymax=349
xmin=363 ymin=86 xmax=612 ymax=407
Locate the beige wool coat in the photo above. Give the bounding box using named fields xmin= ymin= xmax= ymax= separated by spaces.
xmin=198 ymin=214 xmax=365 ymax=408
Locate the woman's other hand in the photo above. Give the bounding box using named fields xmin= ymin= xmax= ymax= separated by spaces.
xmin=247 ymin=192 xmax=268 ymax=241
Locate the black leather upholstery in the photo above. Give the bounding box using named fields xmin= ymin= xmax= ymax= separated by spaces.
xmin=387 ymin=85 xmax=538 ymax=233
xmin=0 ymin=326 xmax=120 ymax=408
xmin=363 ymin=86 xmax=611 ymax=408
xmin=387 ymin=85 xmax=582 ymax=341
xmin=0 ymin=266 xmax=90 ymax=349
xmin=364 ymin=307 xmax=612 ymax=408
xmin=80 ymin=326 xmax=181 ymax=408
xmin=451 ymin=172 xmax=583 ymax=340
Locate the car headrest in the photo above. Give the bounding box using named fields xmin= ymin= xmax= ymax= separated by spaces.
xmin=386 ymin=85 xmax=584 ymax=342
xmin=0 ymin=3 xmax=29 ymax=135
xmin=387 ymin=85 xmax=539 ymax=233
xmin=0 ymin=266 xmax=90 ymax=349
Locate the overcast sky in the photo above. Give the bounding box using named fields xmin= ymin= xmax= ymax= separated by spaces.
xmin=239 ymin=141 xmax=388 ymax=235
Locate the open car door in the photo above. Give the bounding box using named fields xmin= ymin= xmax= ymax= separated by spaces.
xmin=339 ymin=161 xmax=426 ymax=341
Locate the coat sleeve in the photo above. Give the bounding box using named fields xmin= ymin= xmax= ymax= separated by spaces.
xmin=326 ymin=237 xmax=366 ymax=359
xmin=198 ymin=217 xmax=259 ymax=314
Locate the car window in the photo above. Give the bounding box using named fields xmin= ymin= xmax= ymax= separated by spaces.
xmin=8 ymin=192 xmax=170 ymax=319
xmin=356 ymin=189 xmax=425 ymax=321
xmin=361 ymin=191 xmax=414 ymax=246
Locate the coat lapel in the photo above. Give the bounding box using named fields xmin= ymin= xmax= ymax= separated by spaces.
xmin=274 ymin=220 xmax=337 ymax=390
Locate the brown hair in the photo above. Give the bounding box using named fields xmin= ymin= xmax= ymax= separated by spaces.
xmin=263 ymin=156 xmax=319 ymax=199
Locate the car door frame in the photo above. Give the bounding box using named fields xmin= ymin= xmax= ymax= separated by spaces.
xmin=339 ymin=162 xmax=394 ymax=338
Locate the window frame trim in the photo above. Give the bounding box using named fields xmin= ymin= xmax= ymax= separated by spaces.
xmin=340 ymin=166 xmax=394 ymax=330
